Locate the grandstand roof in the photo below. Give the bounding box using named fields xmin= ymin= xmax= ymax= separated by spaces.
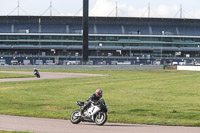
xmin=1 ymin=16 xmax=200 ymax=26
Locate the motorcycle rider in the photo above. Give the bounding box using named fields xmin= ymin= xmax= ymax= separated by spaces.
xmin=33 ymin=68 xmax=39 ymax=76
xmin=33 ymin=68 xmax=39 ymax=73
xmin=80 ymin=89 xmax=103 ymax=116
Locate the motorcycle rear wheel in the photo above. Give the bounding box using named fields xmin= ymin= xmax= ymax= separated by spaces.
xmin=70 ymin=110 xmax=81 ymax=124
xmin=95 ymin=112 xmax=107 ymax=126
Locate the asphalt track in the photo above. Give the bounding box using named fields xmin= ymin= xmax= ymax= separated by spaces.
xmin=0 ymin=71 xmax=105 ymax=82
xmin=0 ymin=71 xmax=200 ymax=133
xmin=1 ymin=115 xmax=200 ymax=133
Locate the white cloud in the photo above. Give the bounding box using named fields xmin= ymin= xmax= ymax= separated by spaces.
xmin=150 ymin=5 xmax=179 ymax=18
xmin=89 ymin=0 xmax=200 ymax=19
xmin=90 ymin=0 xmax=151 ymax=17
xmin=118 ymin=5 xmax=147 ymax=17
xmin=90 ymin=0 xmax=115 ymax=16
xmin=1 ymin=0 xmax=200 ymax=19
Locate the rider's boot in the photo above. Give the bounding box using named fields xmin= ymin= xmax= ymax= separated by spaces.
xmin=80 ymin=109 xmax=84 ymax=116
xmin=80 ymin=105 xmax=87 ymax=116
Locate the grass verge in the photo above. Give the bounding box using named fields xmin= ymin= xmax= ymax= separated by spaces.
xmin=0 ymin=69 xmax=200 ymax=127
xmin=0 ymin=73 xmax=34 ymax=79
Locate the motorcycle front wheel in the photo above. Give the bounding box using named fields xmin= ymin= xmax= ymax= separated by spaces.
xmin=70 ymin=110 xmax=81 ymax=124
xmin=95 ymin=111 xmax=107 ymax=126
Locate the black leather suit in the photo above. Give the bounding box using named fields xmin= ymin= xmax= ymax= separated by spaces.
xmin=81 ymin=94 xmax=101 ymax=114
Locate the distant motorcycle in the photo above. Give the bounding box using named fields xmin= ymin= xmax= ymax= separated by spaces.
xmin=70 ymin=99 xmax=108 ymax=126
xmin=34 ymin=70 xmax=40 ymax=78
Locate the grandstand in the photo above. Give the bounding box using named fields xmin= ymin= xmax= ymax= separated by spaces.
xmin=0 ymin=16 xmax=200 ymax=65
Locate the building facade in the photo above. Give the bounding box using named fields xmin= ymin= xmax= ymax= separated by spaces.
xmin=0 ymin=16 xmax=200 ymax=65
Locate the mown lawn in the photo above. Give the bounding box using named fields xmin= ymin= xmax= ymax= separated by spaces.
xmin=0 ymin=69 xmax=200 ymax=126
xmin=0 ymin=73 xmax=34 ymax=79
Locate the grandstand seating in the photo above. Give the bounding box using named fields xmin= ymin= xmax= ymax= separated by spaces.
xmin=151 ymin=25 xmax=176 ymax=35
xmin=0 ymin=24 xmax=11 ymax=33
xmin=69 ymin=24 xmax=82 ymax=34
xmin=1 ymin=23 xmax=200 ymax=36
xmin=41 ymin=24 xmax=66 ymax=33
xmin=14 ymin=24 xmax=39 ymax=33
xmin=89 ymin=25 xmax=95 ymax=34
xmin=1 ymin=16 xmax=200 ymax=65
xmin=96 ymin=24 xmax=122 ymax=34
xmin=124 ymin=25 xmax=149 ymax=35
xmin=178 ymin=26 xmax=200 ymax=36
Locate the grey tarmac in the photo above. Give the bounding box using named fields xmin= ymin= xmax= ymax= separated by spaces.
xmin=0 ymin=115 xmax=200 ymax=133
xmin=0 ymin=71 xmax=105 ymax=82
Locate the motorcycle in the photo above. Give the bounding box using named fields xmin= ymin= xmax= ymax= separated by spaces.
xmin=34 ymin=71 xmax=40 ymax=78
xmin=70 ymin=99 xmax=108 ymax=126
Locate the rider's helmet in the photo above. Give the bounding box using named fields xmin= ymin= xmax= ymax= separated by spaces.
xmin=96 ymin=89 xmax=103 ymax=98
xmin=34 ymin=68 xmax=36 ymax=70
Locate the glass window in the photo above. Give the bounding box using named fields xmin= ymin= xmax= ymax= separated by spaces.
xmin=89 ymin=36 xmax=95 ymax=41
xmin=163 ymin=37 xmax=172 ymax=42
xmin=106 ymin=36 xmax=117 ymax=41
xmin=74 ymin=36 xmax=82 ymax=40
xmin=96 ymin=36 xmax=106 ymax=41
xmin=7 ymin=35 xmax=16 ymax=40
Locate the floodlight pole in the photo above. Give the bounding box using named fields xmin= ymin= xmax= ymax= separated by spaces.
xmin=180 ymin=4 xmax=182 ymax=18
xmin=148 ymin=3 xmax=150 ymax=18
xmin=82 ymin=0 xmax=89 ymax=65
xmin=18 ymin=0 xmax=20 ymax=16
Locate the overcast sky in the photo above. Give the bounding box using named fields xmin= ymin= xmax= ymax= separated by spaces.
xmin=1 ymin=0 xmax=200 ymax=18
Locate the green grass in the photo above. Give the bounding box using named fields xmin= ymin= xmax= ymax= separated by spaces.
xmin=0 ymin=69 xmax=200 ymax=127
xmin=0 ymin=73 xmax=34 ymax=79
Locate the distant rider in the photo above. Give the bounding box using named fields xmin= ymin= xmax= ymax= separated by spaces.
xmin=33 ymin=68 xmax=39 ymax=74
xmin=80 ymin=89 xmax=103 ymax=115
xmin=33 ymin=68 xmax=39 ymax=77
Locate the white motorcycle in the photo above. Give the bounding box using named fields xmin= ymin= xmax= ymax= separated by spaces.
xmin=70 ymin=99 xmax=108 ymax=126
xmin=34 ymin=71 xmax=40 ymax=78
